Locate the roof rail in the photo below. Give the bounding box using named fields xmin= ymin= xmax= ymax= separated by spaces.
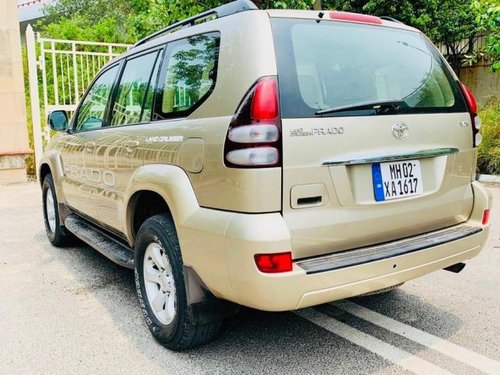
xmin=380 ymin=16 xmax=404 ymax=24
xmin=133 ymin=0 xmax=258 ymax=48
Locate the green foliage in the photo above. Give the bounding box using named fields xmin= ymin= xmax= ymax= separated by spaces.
xmin=41 ymin=0 xmax=139 ymax=42
xmin=37 ymin=0 xmax=493 ymax=73
xmin=477 ymin=97 xmax=500 ymax=175
xmin=324 ymin=0 xmax=479 ymax=72
xmin=259 ymin=0 xmax=315 ymax=9
xmin=128 ymin=0 xmax=222 ymax=39
xmin=472 ymin=0 xmax=500 ymax=72
xmin=40 ymin=1 xmax=320 ymax=42
xmin=42 ymin=16 xmax=136 ymax=44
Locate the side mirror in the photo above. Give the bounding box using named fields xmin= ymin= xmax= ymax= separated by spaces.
xmin=48 ymin=111 xmax=69 ymax=132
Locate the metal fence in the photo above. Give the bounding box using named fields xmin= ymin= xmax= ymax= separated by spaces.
xmin=25 ymin=25 xmax=131 ymax=179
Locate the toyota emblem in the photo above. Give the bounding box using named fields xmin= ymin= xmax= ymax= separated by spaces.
xmin=392 ymin=122 xmax=409 ymax=139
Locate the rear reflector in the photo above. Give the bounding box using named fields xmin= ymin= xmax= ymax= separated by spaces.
xmin=482 ymin=209 xmax=490 ymax=225
xmin=329 ymin=11 xmax=383 ymax=25
xmin=255 ymin=252 xmax=292 ymax=273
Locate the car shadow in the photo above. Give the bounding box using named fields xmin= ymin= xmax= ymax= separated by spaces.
xmin=39 ymin=232 xmax=464 ymax=374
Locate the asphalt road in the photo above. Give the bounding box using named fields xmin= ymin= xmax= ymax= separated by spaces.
xmin=1 ymin=182 xmax=499 ymax=375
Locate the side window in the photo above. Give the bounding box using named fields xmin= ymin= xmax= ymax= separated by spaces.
xmin=154 ymin=32 xmax=220 ymax=120
xmin=75 ymin=65 xmax=119 ymax=131
xmin=111 ymin=50 xmax=161 ymax=126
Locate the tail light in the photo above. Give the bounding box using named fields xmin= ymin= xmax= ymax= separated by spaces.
xmin=254 ymin=252 xmax=292 ymax=273
xmin=460 ymin=83 xmax=481 ymax=147
xmin=224 ymin=77 xmax=281 ymax=168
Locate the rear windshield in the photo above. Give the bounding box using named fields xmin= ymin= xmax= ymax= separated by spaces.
xmin=271 ymin=18 xmax=467 ymax=118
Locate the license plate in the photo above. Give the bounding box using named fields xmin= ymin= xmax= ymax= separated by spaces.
xmin=372 ymin=160 xmax=423 ymax=201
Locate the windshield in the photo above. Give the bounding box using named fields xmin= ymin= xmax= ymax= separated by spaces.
xmin=271 ymin=18 xmax=467 ymax=118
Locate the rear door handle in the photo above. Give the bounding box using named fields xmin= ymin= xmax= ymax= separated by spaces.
xmin=85 ymin=142 xmax=96 ymax=152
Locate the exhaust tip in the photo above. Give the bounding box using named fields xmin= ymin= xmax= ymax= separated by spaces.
xmin=443 ymin=262 xmax=466 ymax=273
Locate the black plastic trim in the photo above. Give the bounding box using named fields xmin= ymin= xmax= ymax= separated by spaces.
xmin=65 ymin=214 xmax=134 ymax=269
xmin=296 ymin=224 xmax=482 ymax=275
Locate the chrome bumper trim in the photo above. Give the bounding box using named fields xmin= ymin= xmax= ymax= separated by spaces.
xmin=296 ymin=224 xmax=482 ymax=275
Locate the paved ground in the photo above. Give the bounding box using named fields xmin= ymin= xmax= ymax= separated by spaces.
xmin=0 ymin=182 xmax=499 ymax=375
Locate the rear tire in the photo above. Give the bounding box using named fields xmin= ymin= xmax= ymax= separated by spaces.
xmin=134 ymin=214 xmax=221 ymax=350
xmin=42 ymin=174 xmax=72 ymax=247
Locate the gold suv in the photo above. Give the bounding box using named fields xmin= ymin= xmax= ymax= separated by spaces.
xmin=40 ymin=0 xmax=492 ymax=350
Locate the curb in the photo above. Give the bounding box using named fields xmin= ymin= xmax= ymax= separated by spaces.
xmin=477 ymin=174 xmax=500 ymax=184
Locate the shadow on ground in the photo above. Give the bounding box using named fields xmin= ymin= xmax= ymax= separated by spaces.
xmin=37 ymin=230 xmax=463 ymax=374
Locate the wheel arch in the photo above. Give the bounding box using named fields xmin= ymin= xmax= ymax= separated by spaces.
xmin=124 ymin=164 xmax=200 ymax=245
xmin=39 ymin=163 xmax=51 ymax=187
xmin=38 ymin=151 xmax=67 ymax=204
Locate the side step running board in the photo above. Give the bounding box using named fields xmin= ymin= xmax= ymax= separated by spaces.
xmin=65 ymin=214 xmax=134 ymax=269
xmin=296 ymin=224 xmax=482 ymax=275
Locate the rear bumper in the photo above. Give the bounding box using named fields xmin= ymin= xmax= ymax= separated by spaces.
xmin=181 ymin=181 xmax=492 ymax=311
xmin=296 ymin=224 xmax=482 ymax=274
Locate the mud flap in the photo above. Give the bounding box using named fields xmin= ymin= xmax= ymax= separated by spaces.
xmin=184 ymin=265 xmax=239 ymax=325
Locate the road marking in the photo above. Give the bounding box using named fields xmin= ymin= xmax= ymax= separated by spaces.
xmin=295 ymin=308 xmax=452 ymax=375
xmin=335 ymin=300 xmax=500 ymax=375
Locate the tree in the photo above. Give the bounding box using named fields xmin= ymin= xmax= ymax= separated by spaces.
xmin=41 ymin=0 xmax=143 ymax=43
xmin=324 ymin=0 xmax=479 ymax=72
xmin=472 ymin=0 xmax=500 ymax=72
xmin=41 ymin=0 xmax=491 ymax=73
xmin=253 ymin=0 xmax=314 ymax=9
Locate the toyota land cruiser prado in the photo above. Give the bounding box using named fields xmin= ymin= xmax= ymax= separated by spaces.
xmin=40 ymin=0 xmax=492 ymax=350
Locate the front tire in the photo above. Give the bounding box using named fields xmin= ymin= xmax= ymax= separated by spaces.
xmin=42 ymin=174 xmax=71 ymax=247
xmin=134 ymin=214 xmax=221 ymax=350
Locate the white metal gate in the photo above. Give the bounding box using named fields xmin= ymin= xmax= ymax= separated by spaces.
xmin=25 ymin=25 xmax=131 ymax=179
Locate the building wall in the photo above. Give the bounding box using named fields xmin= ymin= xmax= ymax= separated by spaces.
xmin=0 ymin=0 xmax=31 ymax=183
xmin=459 ymin=63 xmax=500 ymax=106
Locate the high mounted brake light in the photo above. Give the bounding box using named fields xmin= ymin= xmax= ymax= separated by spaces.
xmin=224 ymin=77 xmax=282 ymax=168
xmin=459 ymin=83 xmax=481 ymax=147
xmin=329 ymin=11 xmax=383 ymax=25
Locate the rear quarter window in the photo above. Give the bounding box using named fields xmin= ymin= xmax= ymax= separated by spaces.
xmin=154 ymin=32 xmax=220 ymax=120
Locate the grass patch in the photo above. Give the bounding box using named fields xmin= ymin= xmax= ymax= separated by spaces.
xmin=477 ymin=97 xmax=500 ymax=176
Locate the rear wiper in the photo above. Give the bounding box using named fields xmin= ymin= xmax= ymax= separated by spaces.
xmin=315 ymin=99 xmax=404 ymax=116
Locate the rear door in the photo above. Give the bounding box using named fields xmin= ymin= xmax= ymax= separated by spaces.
xmin=271 ymin=18 xmax=475 ymax=259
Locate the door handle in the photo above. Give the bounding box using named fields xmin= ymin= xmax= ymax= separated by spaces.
xmin=125 ymin=140 xmax=139 ymax=154
xmin=85 ymin=142 xmax=96 ymax=152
